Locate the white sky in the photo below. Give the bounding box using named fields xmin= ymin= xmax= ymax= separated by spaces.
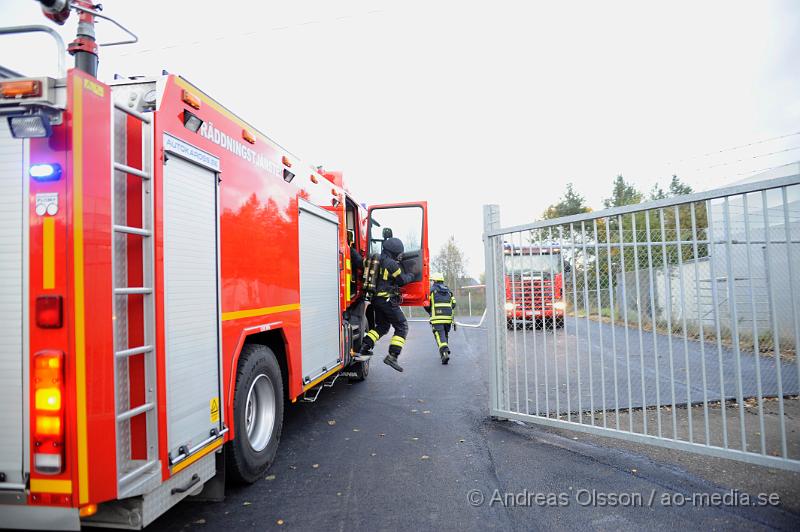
xmin=3 ymin=0 xmax=799 ymax=278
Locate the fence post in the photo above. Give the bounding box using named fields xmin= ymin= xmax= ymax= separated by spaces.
xmin=484 ymin=204 xmax=507 ymax=413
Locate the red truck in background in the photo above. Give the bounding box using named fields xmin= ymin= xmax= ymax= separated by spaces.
xmin=504 ymin=243 xmax=566 ymax=329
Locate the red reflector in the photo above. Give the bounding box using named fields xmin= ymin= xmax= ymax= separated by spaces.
xmin=36 ymin=295 xmax=63 ymax=328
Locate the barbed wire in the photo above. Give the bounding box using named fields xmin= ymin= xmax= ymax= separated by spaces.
xmin=665 ymin=131 xmax=800 ymax=167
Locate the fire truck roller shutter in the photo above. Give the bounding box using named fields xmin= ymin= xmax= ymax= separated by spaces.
xmin=0 ymin=119 xmax=27 ymax=488
xmin=298 ymin=199 xmax=341 ymax=383
xmin=163 ymin=153 xmax=223 ymax=462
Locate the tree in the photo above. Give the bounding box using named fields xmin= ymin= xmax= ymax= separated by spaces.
xmin=668 ymin=174 xmax=693 ymax=196
xmin=604 ymin=174 xmax=643 ymax=208
xmin=649 ymin=183 xmax=667 ymax=200
xmin=650 ymin=174 xmax=692 ymax=200
xmin=542 ymin=183 xmax=592 ymax=219
xmin=432 ymin=235 xmax=468 ymax=290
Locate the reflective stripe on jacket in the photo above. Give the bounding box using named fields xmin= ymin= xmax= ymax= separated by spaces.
xmin=429 ymin=283 xmax=456 ymax=324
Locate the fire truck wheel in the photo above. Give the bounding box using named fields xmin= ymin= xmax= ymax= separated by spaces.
xmin=227 ymin=344 xmax=284 ymax=484
xmin=349 ymin=359 xmax=370 ymax=382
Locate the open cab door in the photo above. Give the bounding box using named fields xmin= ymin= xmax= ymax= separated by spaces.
xmin=367 ymin=201 xmax=429 ymax=306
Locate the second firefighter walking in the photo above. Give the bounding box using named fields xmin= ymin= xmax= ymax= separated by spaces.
xmin=424 ymin=272 xmax=456 ymax=364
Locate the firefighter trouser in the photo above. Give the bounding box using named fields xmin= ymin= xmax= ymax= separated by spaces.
xmin=362 ymin=297 xmax=408 ymax=357
xmin=431 ymin=323 xmax=451 ymax=355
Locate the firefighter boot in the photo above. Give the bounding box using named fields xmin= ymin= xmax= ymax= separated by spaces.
xmin=383 ymin=354 xmax=404 ymax=372
xmin=354 ymin=343 xmax=373 ymax=362
xmin=354 ymin=332 xmax=377 ymax=362
xmin=440 ymin=347 xmax=450 ymax=365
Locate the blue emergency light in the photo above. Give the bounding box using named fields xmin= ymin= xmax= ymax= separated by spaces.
xmin=29 ymin=163 xmax=62 ymax=181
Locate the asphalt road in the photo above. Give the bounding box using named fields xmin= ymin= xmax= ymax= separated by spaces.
xmin=504 ymin=317 xmax=800 ymax=415
xmin=148 ymin=321 xmax=798 ymax=531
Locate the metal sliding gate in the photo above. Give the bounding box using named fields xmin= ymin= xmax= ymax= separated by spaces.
xmin=484 ymin=166 xmax=800 ymax=471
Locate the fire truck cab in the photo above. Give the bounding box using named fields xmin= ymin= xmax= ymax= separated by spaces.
xmin=0 ymin=16 xmax=429 ymax=531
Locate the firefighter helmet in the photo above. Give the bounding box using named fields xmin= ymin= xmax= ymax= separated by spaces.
xmin=431 ymin=272 xmax=445 ymax=283
xmin=382 ymin=237 xmax=404 ymax=258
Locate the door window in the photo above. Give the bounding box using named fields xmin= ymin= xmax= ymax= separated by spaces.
xmin=368 ymin=206 xmax=423 ymax=256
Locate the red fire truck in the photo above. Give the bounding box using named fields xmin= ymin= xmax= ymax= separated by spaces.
xmin=504 ymin=243 xmax=566 ymax=329
xmin=0 ymin=3 xmax=428 ymax=529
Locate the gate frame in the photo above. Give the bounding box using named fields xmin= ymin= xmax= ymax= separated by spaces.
xmin=484 ymin=166 xmax=800 ymax=472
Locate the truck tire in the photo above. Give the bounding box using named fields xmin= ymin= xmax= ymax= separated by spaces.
xmin=349 ymin=359 xmax=370 ymax=382
xmin=226 ymin=344 xmax=284 ymax=484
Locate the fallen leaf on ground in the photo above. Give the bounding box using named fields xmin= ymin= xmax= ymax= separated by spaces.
xmin=312 ymin=463 xmax=319 ymax=469
xmin=194 ymin=519 xmax=206 ymax=524
xmin=421 ymin=455 xmax=430 ymax=460
xmin=276 ymin=519 xmax=285 ymax=526
xmin=371 ymin=453 xmax=376 ymax=457
xmin=353 ymin=428 xmax=360 ymax=432
xmin=243 ymin=501 xmax=251 ymax=506
xmin=265 ymin=474 xmax=276 ymax=481
xmin=327 ymin=420 xmax=336 ymax=426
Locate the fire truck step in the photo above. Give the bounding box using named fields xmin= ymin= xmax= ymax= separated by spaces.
xmin=117 ymin=402 xmax=154 ymax=422
xmin=115 ymin=345 xmax=153 ymax=358
xmin=114 ymin=161 xmax=150 ymax=180
xmin=114 ymin=286 xmax=152 ymax=295
xmin=118 ymin=459 xmax=158 ymax=486
xmin=323 ymin=373 xmax=341 ymax=388
xmin=113 ymin=224 xmax=151 ymax=237
xmin=301 ymin=386 xmax=323 ymax=403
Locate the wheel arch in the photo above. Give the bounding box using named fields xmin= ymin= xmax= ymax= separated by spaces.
xmin=225 ymin=324 xmax=291 ymax=441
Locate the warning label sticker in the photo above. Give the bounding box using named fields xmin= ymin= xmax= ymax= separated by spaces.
xmin=210 ymin=397 xmax=220 ymax=423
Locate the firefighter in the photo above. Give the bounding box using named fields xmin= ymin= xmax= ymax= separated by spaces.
xmin=355 ymin=237 xmax=414 ymax=372
xmin=348 ymin=230 xmax=363 ymax=298
xmin=424 ymin=272 xmax=457 ymax=364
xmin=348 ymin=230 xmax=363 ymax=273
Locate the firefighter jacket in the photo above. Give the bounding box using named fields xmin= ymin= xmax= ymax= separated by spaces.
xmin=426 ymin=282 xmax=456 ymax=324
xmin=375 ymin=253 xmax=414 ymax=300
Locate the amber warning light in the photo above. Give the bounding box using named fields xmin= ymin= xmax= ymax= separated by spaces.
xmin=0 ymin=79 xmax=42 ymax=99
xmin=33 ymin=351 xmax=65 ymax=474
xmin=182 ymin=89 xmax=201 ymax=109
